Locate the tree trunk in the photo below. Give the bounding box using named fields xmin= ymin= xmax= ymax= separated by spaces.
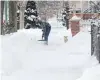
xmin=9 ymin=1 xmax=17 ymax=33
xmin=20 ymin=6 xmax=25 ymax=29
xmin=13 ymin=1 xmax=17 ymax=32
xmin=98 ymin=36 xmax=100 ymax=63
xmin=1 ymin=1 xmax=4 ymax=35
xmin=0 ymin=1 xmax=1 ymax=35
xmin=19 ymin=1 xmax=27 ymax=29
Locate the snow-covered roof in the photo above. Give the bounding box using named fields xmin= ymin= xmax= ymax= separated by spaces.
xmin=70 ymin=15 xmax=81 ymax=21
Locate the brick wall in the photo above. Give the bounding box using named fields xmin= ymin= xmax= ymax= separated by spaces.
xmin=70 ymin=21 xmax=80 ymax=37
xmin=69 ymin=13 xmax=98 ymax=20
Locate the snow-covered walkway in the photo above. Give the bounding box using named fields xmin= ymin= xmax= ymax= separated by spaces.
xmin=0 ymin=27 xmax=98 ymax=80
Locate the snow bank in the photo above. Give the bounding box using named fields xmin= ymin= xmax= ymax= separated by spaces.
xmin=1 ymin=29 xmax=42 ymax=76
xmin=77 ymin=65 xmax=100 ymax=80
xmin=1 ymin=16 xmax=99 ymax=80
xmin=0 ymin=36 xmax=2 ymax=78
xmin=1 ymin=27 xmax=98 ymax=80
xmin=57 ymin=31 xmax=98 ymax=68
xmin=60 ymin=31 xmax=91 ymax=54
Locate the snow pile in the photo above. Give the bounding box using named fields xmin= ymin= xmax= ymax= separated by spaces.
xmin=60 ymin=31 xmax=91 ymax=54
xmin=77 ymin=65 xmax=100 ymax=80
xmin=1 ymin=16 xmax=99 ymax=80
xmin=1 ymin=28 xmax=98 ymax=80
xmin=1 ymin=29 xmax=42 ymax=76
xmin=58 ymin=31 xmax=98 ymax=68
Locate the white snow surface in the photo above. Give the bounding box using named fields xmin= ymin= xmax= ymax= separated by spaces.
xmin=77 ymin=65 xmax=100 ymax=80
xmin=0 ymin=17 xmax=99 ymax=80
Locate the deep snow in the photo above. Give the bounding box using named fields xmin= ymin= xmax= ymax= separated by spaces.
xmin=0 ymin=17 xmax=99 ymax=80
xmin=77 ymin=65 xmax=100 ymax=80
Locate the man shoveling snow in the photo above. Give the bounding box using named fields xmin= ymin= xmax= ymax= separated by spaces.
xmin=38 ymin=20 xmax=51 ymax=45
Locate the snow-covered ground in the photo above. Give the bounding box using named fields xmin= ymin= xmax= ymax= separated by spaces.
xmin=0 ymin=17 xmax=99 ymax=80
xmin=77 ymin=65 xmax=100 ymax=80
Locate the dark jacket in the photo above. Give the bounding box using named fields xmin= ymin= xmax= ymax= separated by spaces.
xmin=41 ymin=22 xmax=51 ymax=41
